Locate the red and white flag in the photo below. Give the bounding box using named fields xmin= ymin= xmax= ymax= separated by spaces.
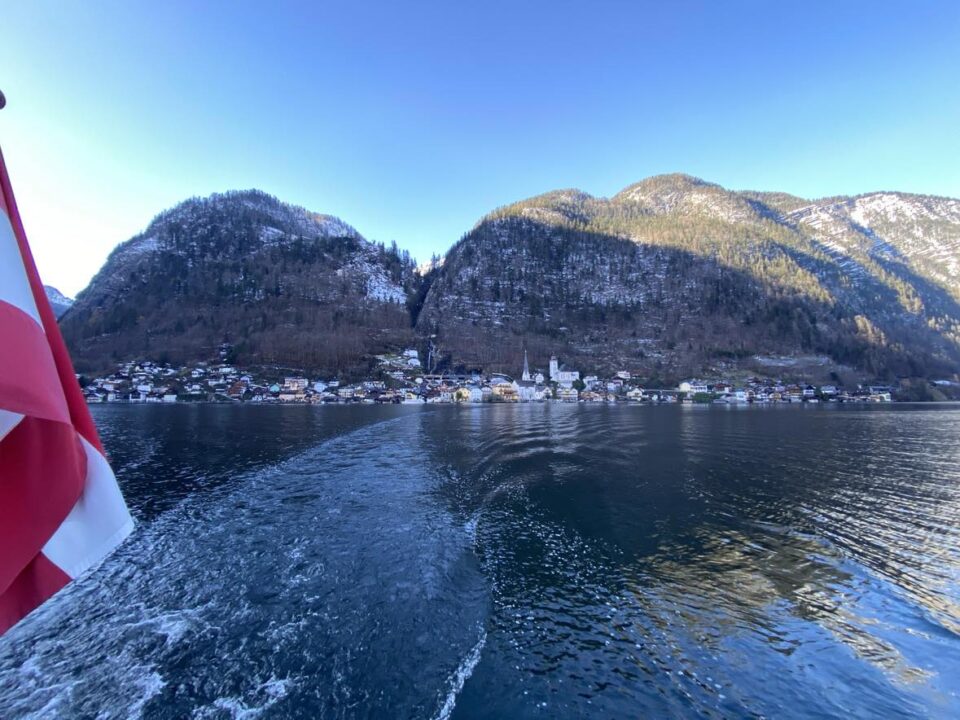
xmin=0 ymin=146 xmax=133 ymax=635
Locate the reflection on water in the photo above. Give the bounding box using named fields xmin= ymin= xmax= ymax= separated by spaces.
xmin=1 ymin=403 xmax=959 ymax=719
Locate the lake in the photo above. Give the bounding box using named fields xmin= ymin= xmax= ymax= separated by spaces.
xmin=1 ymin=404 xmax=959 ymax=718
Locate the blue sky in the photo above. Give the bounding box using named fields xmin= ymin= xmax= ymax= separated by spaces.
xmin=1 ymin=1 xmax=959 ymax=295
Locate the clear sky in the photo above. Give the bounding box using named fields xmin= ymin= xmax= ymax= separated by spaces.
xmin=1 ymin=1 xmax=959 ymax=296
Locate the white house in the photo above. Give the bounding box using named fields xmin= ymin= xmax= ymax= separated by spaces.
xmin=678 ymin=380 xmax=708 ymax=394
xmin=517 ymin=381 xmax=538 ymax=402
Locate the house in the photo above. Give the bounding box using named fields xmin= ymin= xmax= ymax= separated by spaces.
xmin=162 ymin=394 xmax=178 ymax=403
xmin=678 ymin=380 xmax=708 ymax=394
xmin=517 ymin=380 xmax=538 ymax=402
xmin=491 ymin=382 xmax=519 ymax=402
xmin=616 ymin=370 xmax=631 ymax=381
xmin=557 ymin=386 xmax=579 ymax=403
xmin=626 ymin=388 xmax=644 ymax=402
xmin=802 ymin=385 xmax=817 ymax=398
xmin=284 ymin=377 xmax=309 ymax=392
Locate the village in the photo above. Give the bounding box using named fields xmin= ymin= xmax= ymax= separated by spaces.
xmin=80 ymin=345 xmax=902 ymax=405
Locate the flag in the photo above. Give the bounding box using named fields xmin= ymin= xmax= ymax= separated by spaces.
xmin=0 ymin=145 xmax=133 ymax=635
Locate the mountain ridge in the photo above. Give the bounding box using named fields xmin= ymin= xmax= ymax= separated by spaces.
xmin=60 ymin=190 xmax=416 ymax=374
xmin=418 ymin=175 xmax=960 ymax=380
xmin=60 ymin=178 xmax=960 ymax=381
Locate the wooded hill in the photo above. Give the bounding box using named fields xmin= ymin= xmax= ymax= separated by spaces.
xmin=61 ymin=177 xmax=960 ymax=381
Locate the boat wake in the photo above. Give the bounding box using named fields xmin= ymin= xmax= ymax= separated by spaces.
xmin=433 ymin=627 xmax=487 ymax=720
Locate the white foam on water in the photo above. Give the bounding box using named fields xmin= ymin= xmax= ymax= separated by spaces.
xmin=129 ymin=670 xmax=166 ymax=717
xmin=196 ymin=676 xmax=294 ymax=719
xmin=464 ymin=513 xmax=480 ymax=543
xmin=433 ymin=628 xmax=487 ymax=720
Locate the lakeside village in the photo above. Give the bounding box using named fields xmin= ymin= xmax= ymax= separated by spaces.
xmin=80 ymin=347 xmax=911 ymax=406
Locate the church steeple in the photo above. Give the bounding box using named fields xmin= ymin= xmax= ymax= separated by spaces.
xmin=521 ymin=348 xmax=531 ymax=382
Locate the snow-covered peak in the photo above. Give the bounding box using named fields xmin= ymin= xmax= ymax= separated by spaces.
xmin=44 ymin=285 xmax=74 ymax=318
xmin=44 ymin=285 xmax=73 ymax=305
xmin=850 ymin=192 xmax=960 ymax=225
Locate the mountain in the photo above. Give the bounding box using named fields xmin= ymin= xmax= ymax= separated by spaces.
xmin=63 ymin=178 xmax=960 ymax=382
xmin=44 ymin=285 xmax=74 ymax=318
xmin=417 ymin=174 xmax=960 ymax=381
xmin=60 ymin=190 xmax=417 ymax=374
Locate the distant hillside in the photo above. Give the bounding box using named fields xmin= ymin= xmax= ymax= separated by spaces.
xmin=417 ymin=174 xmax=960 ymax=381
xmin=60 ymin=190 xmax=417 ymax=374
xmin=62 ymin=179 xmax=960 ymax=381
xmin=44 ymin=285 xmax=74 ymax=318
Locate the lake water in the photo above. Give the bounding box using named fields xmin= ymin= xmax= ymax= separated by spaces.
xmin=2 ymin=404 xmax=959 ymax=719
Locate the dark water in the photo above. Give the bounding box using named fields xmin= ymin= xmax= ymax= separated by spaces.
xmin=2 ymin=404 xmax=960 ymax=719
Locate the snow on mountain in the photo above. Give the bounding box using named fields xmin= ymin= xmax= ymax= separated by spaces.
xmin=419 ymin=175 xmax=960 ymax=378
xmin=44 ymin=285 xmax=74 ymax=318
xmin=61 ymin=179 xmax=960 ymax=379
xmin=61 ymin=190 xmax=415 ymax=372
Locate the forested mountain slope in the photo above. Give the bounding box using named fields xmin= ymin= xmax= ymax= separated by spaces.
xmin=417 ymin=175 xmax=960 ymax=380
xmin=62 ymin=178 xmax=960 ymax=380
xmin=60 ymin=190 xmax=416 ymax=374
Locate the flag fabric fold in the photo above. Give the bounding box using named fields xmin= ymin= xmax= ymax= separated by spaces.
xmin=0 ymin=146 xmax=133 ymax=635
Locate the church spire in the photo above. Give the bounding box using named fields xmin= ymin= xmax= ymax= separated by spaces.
xmin=522 ymin=348 xmax=531 ymax=382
